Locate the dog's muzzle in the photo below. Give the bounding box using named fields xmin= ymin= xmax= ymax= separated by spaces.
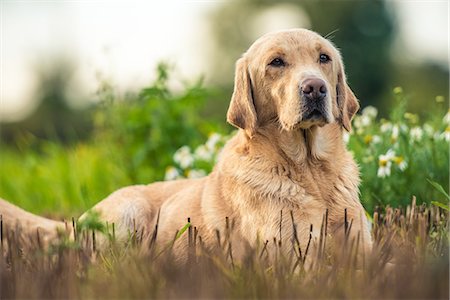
xmin=300 ymin=78 xmax=328 ymax=122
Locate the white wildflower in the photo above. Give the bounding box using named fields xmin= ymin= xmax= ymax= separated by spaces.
xmin=410 ymin=127 xmax=423 ymax=142
xmin=398 ymin=160 xmax=408 ymax=171
xmin=380 ymin=121 xmax=392 ymax=133
xmin=353 ymin=116 xmax=362 ymax=130
xmin=372 ymin=135 xmax=382 ymax=144
xmin=377 ymin=159 xmax=392 ymax=178
xmin=441 ymin=126 xmax=450 ymax=142
xmin=195 ymin=145 xmax=213 ymax=161
xmin=394 ymin=156 xmax=407 ymax=171
xmin=343 ymin=132 xmax=350 ymax=144
xmin=377 ymin=150 xmax=395 ymax=178
xmin=385 ymin=149 xmax=396 ymax=160
xmin=423 ymin=124 xmax=434 ymax=135
xmin=352 ymin=116 xmax=365 ymax=135
xmin=360 ymin=115 xmax=372 ymax=127
xmin=353 ymin=114 xmax=371 ymax=129
xmin=377 ymin=166 xmax=391 ymax=178
xmin=362 ymin=106 xmax=378 ymax=119
xmin=174 ymin=146 xmax=194 ymax=169
xmin=187 ymin=169 xmax=206 ymax=179
xmin=364 ymin=134 xmax=381 ymax=145
xmin=391 ymin=125 xmax=400 ymax=142
xmin=206 ymin=133 xmax=222 ymax=151
xmin=444 ymin=109 xmax=450 ymax=125
xmin=165 ymin=166 xmax=180 ymax=180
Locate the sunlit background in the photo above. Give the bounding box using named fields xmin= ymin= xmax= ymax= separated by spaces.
xmin=1 ymin=0 xmax=448 ymax=141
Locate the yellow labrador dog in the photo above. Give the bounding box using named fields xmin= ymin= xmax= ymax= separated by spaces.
xmin=0 ymin=29 xmax=371 ymax=262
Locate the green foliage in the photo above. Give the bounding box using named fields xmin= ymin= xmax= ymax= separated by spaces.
xmin=428 ymin=180 xmax=450 ymax=211
xmin=428 ymin=179 xmax=450 ymax=201
xmin=0 ymin=139 xmax=131 ymax=216
xmin=94 ymin=63 xmax=220 ymax=183
xmin=349 ymin=89 xmax=449 ymax=211
xmin=0 ymin=64 xmax=220 ymax=216
xmin=77 ymin=210 xmax=106 ymax=234
xmin=175 ymin=221 xmax=191 ymax=240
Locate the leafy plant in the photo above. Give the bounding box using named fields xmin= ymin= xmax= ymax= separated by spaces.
xmin=428 ymin=179 xmax=450 ymax=211
xmin=0 ymin=64 xmax=222 ymax=215
xmin=76 ymin=210 xmax=106 ymax=234
xmin=94 ymin=62 xmax=221 ymax=184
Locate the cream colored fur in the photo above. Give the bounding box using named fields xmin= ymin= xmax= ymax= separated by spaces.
xmin=0 ymin=29 xmax=371 ymax=263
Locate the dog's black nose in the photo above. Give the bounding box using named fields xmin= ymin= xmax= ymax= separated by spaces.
xmin=301 ymin=78 xmax=327 ymax=100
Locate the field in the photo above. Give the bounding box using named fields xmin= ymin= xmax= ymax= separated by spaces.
xmin=0 ymin=67 xmax=449 ymax=298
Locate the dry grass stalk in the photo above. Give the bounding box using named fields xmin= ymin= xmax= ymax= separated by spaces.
xmin=0 ymin=199 xmax=448 ymax=299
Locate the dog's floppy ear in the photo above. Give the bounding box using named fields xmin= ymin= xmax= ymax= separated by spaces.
xmin=336 ymin=63 xmax=360 ymax=132
xmin=227 ymin=57 xmax=257 ymax=137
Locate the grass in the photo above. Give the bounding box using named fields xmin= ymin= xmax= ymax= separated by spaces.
xmin=0 ymin=200 xmax=448 ymax=299
xmin=0 ymin=140 xmax=132 ymax=217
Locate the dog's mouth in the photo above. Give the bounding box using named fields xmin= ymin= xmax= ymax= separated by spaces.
xmin=293 ymin=106 xmax=329 ymax=129
xmin=298 ymin=90 xmax=330 ymax=127
xmin=303 ymin=105 xmax=328 ymax=123
xmin=304 ymin=108 xmax=325 ymax=121
xmin=280 ymin=103 xmax=330 ymax=131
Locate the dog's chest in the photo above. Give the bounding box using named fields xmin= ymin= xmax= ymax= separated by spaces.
xmin=225 ymin=152 xmax=357 ymax=246
xmin=231 ymin=173 xmax=327 ymax=246
xmin=232 ymin=159 xmax=326 ymax=203
xmin=236 ymin=191 xmax=325 ymax=248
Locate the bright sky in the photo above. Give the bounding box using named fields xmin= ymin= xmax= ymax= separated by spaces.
xmin=1 ymin=1 xmax=448 ymax=122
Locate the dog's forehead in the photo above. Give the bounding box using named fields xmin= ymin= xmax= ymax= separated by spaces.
xmin=245 ymin=29 xmax=337 ymax=58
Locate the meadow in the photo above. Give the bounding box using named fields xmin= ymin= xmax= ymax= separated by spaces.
xmin=0 ymin=66 xmax=448 ymax=216
xmin=0 ymin=65 xmax=448 ymax=298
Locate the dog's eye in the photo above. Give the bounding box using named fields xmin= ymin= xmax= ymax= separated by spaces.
xmin=269 ymin=57 xmax=285 ymax=67
xmin=319 ymin=54 xmax=331 ymax=64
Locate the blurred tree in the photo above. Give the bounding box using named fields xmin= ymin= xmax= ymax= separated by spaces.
xmin=205 ymin=0 xmax=448 ymax=117
xmin=207 ymin=0 xmax=394 ymax=108
xmin=0 ymin=56 xmax=93 ymax=145
xmin=301 ymin=0 xmax=394 ymax=107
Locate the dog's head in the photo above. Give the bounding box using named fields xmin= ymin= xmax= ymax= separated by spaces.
xmin=227 ymin=29 xmax=359 ymax=137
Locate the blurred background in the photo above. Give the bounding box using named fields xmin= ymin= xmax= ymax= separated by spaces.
xmin=0 ymin=0 xmax=448 ymax=215
xmin=1 ymin=0 xmax=448 ymax=142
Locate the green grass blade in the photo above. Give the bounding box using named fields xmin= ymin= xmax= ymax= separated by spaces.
xmin=175 ymin=222 xmax=191 ymax=240
xmin=431 ymin=201 xmax=449 ymax=211
xmin=427 ymin=179 xmax=450 ymax=202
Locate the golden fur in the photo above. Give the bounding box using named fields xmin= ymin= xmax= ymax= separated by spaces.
xmin=0 ymin=29 xmax=371 ymax=262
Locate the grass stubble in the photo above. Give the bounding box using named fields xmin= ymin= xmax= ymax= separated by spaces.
xmin=0 ymin=198 xmax=448 ymax=299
